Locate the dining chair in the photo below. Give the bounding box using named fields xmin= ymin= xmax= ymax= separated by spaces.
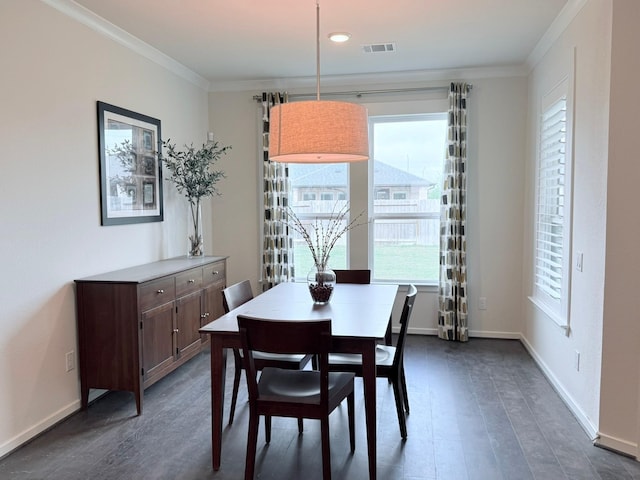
xmin=333 ymin=269 xmax=371 ymax=284
xmin=237 ymin=315 xmax=355 ymax=480
xmin=222 ymin=280 xmax=314 ymax=425
xmin=334 ymin=269 xmax=392 ymax=345
xmin=328 ymin=284 xmax=417 ymax=439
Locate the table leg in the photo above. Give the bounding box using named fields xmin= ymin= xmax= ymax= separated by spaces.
xmin=210 ymin=336 xmax=227 ymax=471
xmin=361 ymin=340 xmax=377 ymax=480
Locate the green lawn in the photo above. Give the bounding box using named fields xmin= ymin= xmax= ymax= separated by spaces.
xmin=293 ymin=244 xmax=439 ymax=282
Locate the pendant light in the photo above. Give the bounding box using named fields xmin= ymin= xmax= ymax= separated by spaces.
xmin=268 ymin=1 xmax=369 ymax=163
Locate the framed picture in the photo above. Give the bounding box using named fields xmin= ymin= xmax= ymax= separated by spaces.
xmin=97 ymin=101 xmax=163 ymax=225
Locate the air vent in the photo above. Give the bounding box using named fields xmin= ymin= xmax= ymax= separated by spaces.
xmin=362 ymin=43 xmax=396 ymax=54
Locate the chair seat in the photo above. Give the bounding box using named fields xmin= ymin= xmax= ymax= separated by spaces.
xmin=259 ymin=368 xmax=355 ymax=406
xmin=240 ymin=350 xmax=314 ymax=369
xmin=246 ymin=350 xmax=308 ymax=363
xmin=328 ymin=345 xmax=396 ymax=368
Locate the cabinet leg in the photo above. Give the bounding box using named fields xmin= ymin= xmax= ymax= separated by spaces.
xmin=80 ymin=387 xmax=89 ymax=410
xmin=134 ymin=388 xmax=143 ymax=415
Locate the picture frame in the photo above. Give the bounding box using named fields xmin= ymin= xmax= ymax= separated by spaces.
xmin=97 ymin=101 xmax=163 ymax=225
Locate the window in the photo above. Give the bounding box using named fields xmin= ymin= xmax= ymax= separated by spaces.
xmin=370 ymin=114 xmax=447 ymax=282
xmin=288 ymin=164 xmax=349 ymax=276
xmin=375 ymin=188 xmax=390 ymax=200
xmin=320 ymin=192 xmax=334 ymax=201
xmin=532 ymin=78 xmax=573 ymax=325
xmin=287 ymin=100 xmax=448 ymax=284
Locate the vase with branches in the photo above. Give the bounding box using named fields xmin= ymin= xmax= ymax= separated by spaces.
xmin=161 ymin=138 xmax=231 ymax=257
xmin=285 ymin=202 xmax=365 ymax=303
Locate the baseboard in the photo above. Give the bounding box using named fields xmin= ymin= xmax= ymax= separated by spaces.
xmin=595 ymin=433 xmax=639 ymax=458
xmin=406 ymin=326 xmax=438 ymax=335
xmin=0 ymin=388 xmax=109 ymax=460
xmin=469 ymin=330 xmax=521 ymax=339
xmin=0 ymin=399 xmax=80 ymax=459
xmin=519 ymin=335 xmax=599 ymax=441
xmin=404 ymin=327 xmax=520 ymax=339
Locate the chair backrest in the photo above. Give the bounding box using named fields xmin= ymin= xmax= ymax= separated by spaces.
xmin=222 ymin=280 xmax=254 ymax=313
xmin=333 ymin=269 xmax=371 ymax=284
xmin=392 ymin=284 xmax=417 ymax=369
xmin=237 ymin=315 xmax=332 ymax=403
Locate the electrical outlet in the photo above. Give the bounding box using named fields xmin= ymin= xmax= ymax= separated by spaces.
xmin=478 ymin=297 xmax=487 ymax=310
xmin=66 ymin=351 xmax=75 ymax=372
xmin=574 ymin=350 xmax=580 ymax=371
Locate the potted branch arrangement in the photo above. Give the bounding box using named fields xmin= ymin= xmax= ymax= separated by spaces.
xmin=161 ymin=138 xmax=231 ymax=257
xmin=286 ymin=202 xmax=365 ymax=303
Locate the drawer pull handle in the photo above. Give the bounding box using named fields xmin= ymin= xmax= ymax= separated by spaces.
xmin=157 ymin=289 xmax=164 ymax=294
xmin=173 ymin=328 xmax=179 ymax=334
xmin=212 ymin=271 xmax=219 ymax=275
xmin=201 ymin=312 xmax=210 ymax=319
xmin=188 ymin=279 xmax=195 ymax=284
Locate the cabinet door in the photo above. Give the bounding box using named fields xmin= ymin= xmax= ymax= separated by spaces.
xmin=142 ymin=301 xmax=175 ymax=385
xmin=201 ymin=279 xmax=225 ymax=343
xmin=176 ymin=290 xmax=202 ymax=357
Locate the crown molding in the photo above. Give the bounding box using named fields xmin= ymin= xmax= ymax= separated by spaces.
xmin=526 ymin=0 xmax=589 ymax=70
xmin=40 ymin=0 xmax=210 ymax=91
xmin=208 ymin=64 xmax=530 ymax=93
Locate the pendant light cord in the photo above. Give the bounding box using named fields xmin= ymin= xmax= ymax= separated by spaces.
xmin=316 ymin=0 xmax=320 ymax=101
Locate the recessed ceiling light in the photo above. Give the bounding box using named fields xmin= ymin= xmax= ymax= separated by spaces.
xmin=328 ymin=32 xmax=351 ymax=43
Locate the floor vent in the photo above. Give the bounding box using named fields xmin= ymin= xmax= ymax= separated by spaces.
xmin=362 ymin=43 xmax=396 ymax=54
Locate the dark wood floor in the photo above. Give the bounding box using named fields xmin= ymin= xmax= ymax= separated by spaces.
xmin=2 ymin=336 xmax=640 ymax=479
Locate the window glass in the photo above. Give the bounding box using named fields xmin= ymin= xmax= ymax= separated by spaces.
xmin=370 ymin=114 xmax=447 ymax=282
xmin=289 ymin=164 xmax=348 ymax=276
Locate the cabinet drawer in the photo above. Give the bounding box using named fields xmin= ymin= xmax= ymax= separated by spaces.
xmin=139 ymin=277 xmax=175 ymax=311
xmin=203 ymin=261 xmax=226 ymax=286
xmin=175 ymin=268 xmax=203 ymax=297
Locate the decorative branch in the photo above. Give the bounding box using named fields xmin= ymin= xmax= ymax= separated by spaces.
xmin=285 ymin=202 xmax=366 ymax=270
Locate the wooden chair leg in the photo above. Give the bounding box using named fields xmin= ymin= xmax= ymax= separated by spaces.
xmin=297 ymin=417 xmax=304 ymax=434
xmin=264 ymin=415 xmax=272 ymax=443
xmin=391 ymin=376 xmax=408 ymax=439
xmin=347 ymin=392 xmax=355 ymax=452
xmin=400 ymin=364 xmax=410 ymax=413
xmin=245 ymin=410 xmax=259 ymax=480
xmin=384 ymin=314 xmax=393 ymax=345
xmin=320 ymin=417 xmax=332 ymax=480
xmin=229 ymin=348 xmax=243 ymax=425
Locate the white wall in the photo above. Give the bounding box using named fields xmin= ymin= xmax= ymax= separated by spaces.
xmin=209 ymin=75 xmax=528 ymax=338
xmin=0 ymin=1 xmax=210 ymax=456
xmin=522 ymin=0 xmax=612 ymax=440
xmin=600 ymin=0 xmax=640 ymax=457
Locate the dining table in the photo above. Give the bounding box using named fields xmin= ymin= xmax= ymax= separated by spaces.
xmin=199 ymin=280 xmax=399 ymax=480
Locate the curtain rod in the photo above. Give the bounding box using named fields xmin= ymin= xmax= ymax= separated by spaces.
xmin=252 ymin=84 xmax=472 ymax=102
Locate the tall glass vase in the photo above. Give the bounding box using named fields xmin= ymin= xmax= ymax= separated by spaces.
xmin=187 ymin=200 xmax=203 ymax=257
xmin=307 ymin=264 xmax=336 ymax=304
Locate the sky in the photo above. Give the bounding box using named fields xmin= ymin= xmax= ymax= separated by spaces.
xmin=372 ymin=116 xmax=447 ymax=184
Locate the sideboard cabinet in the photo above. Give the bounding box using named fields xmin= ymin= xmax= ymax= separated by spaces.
xmin=75 ymin=256 xmax=227 ymax=414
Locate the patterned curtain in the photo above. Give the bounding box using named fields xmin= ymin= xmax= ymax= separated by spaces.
xmin=261 ymin=92 xmax=294 ymax=291
xmin=438 ymin=82 xmax=470 ymax=342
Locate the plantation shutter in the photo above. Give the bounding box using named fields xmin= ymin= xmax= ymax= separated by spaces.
xmin=535 ymin=96 xmax=567 ymax=303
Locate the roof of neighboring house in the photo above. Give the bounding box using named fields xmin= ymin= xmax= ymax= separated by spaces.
xmin=288 ymin=160 xmax=434 ymax=188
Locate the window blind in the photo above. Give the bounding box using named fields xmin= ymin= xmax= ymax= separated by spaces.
xmin=535 ymin=96 xmax=567 ymax=302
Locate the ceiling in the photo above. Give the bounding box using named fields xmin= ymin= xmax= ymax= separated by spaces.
xmin=70 ymin=0 xmax=570 ymax=90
